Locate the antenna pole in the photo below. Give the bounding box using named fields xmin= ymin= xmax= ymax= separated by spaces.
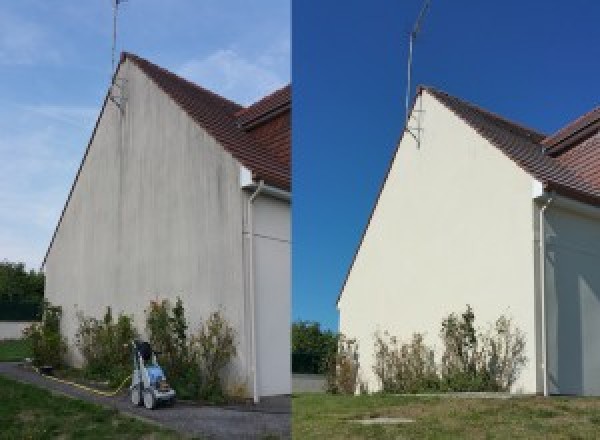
xmin=112 ymin=0 xmax=118 ymax=74
xmin=405 ymin=0 xmax=431 ymax=122
xmin=405 ymin=34 xmax=414 ymax=122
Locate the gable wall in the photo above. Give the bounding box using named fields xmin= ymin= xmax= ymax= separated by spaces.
xmin=44 ymin=60 xmax=252 ymax=392
xmin=338 ymin=91 xmax=539 ymax=392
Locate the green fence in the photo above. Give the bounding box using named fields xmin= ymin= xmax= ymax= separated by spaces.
xmin=0 ymin=298 xmax=42 ymax=321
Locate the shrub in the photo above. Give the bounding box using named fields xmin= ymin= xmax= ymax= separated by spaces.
xmin=368 ymin=306 xmax=528 ymax=394
xmin=191 ymin=310 xmax=237 ymax=402
xmin=480 ymin=315 xmax=527 ymax=390
xmin=145 ymin=298 xmax=198 ymax=399
xmin=440 ymin=305 xmax=527 ymax=392
xmin=373 ymin=332 xmax=439 ymax=393
xmin=23 ymin=300 xmax=67 ymax=368
xmin=324 ymin=334 xmax=361 ymax=394
xmin=74 ymin=306 xmax=137 ymax=386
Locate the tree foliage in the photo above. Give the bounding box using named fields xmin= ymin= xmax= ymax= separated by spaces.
xmin=0 ymin=261 xmax=44 ymax=300
xmin=292 ymin=320 xmax=338 ymax=374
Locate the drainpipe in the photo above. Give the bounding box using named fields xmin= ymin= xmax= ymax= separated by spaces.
xmin=247 ymin=180 xmax=264 ymax=404
xmin=540 ymin=194 xmax=553 ymax=397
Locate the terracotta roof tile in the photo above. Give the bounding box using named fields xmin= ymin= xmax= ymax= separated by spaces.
xmin=236 ymin=85 xmax=291 ymax=127
xmin=425 ymin=87 xmax=600 ymax=203
xmin=543 ymin=106 xmax=600 ymax=153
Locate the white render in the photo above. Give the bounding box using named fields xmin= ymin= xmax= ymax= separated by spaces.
xmin=338 ymin=90 xmax=540 ymax=393
xmin=0 ymin=321 xmax=34 ymax=340
xmin=44 ymin=59 xmax=290 ymax=397
xmin=543 ymin=198 xmax=600 ymax=395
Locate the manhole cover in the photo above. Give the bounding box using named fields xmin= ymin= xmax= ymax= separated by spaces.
xmin=353 ymin=417 xmax=415 ymax=425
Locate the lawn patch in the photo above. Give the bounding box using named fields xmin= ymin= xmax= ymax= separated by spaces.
xmin=0 ymin=374 xmax=184 ymax=439
xmin=0 ymin=338 xmax=31 ymax=362
xmin=293 ymin=393 xmax=600 ymax=439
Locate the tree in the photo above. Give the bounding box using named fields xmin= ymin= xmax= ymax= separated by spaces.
xmin=292 ymin=321 xmax=337 ymax=374
xmin=0 ymin=260 xmax=44 ymax=300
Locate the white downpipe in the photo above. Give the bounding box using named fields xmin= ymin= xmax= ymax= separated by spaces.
xmin=540 ymin=195 xmax=553 ymax=397
xmin=248 ymin=180 xmax=264 ymax=404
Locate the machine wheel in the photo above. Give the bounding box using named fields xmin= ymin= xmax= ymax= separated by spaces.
xmin=143 ymin=389 xmax=156 ymax=410
xmin=131 ymin=385 xmax=142 ymax=406
xmin=166 ymin=397 xmax=176 ymax=407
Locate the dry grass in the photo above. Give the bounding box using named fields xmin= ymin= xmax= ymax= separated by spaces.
xmin=293 ymin=393 xmax=600 ymax=439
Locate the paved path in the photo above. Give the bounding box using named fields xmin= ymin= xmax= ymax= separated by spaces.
xmin=0 ymin=362 xmax=290 ymax=439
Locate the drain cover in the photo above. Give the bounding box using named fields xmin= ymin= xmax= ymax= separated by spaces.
xmin=353 ymin=417 xmax=415 ymax=425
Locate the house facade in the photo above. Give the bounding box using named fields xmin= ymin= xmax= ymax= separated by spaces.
xmin=43 ymin=53 xmax=291 ymax=399
xmin=338 ymin=87 xmax=600 ymax=396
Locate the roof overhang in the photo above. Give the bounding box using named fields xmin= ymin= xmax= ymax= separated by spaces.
xmin=240 ymin=165 xmax=290 ymax=202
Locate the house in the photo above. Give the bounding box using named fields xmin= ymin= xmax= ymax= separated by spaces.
xmin=42 ymin=53 xmax=291 ymax=400
xmin=337 ymin=86 xmax=600 ymax=396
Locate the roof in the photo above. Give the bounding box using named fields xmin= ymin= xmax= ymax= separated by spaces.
xmin=337 ymin=87 xmax=600 ymax=304
xmin=126 ymin=53 xmax=290 ymax=190
xmin=424 ymin=87 xmax=600 ymax=203
xmin=236 ymin=85 xmax=291 ymax=128
xmin=42 ymin=53 xmax=290 ymax=268
xmin=543 ymin=106 xmax=600 ymax=153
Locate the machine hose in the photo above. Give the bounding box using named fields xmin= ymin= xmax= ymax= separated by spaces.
xmin=33 ymin=366 xmax=131 ymax=397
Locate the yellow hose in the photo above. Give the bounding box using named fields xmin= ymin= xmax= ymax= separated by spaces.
xmin=33 ymin=367 xmax=131 ymax=397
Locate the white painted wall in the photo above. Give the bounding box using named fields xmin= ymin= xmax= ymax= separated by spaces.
xmin=44 ymin=59 xmax=290 ymax=397
xmin=0 ymin=321 xmax=34 ymax=340
xmin=249 ymin=194 xmax=291 ymax=396
xmin=544 ymin=201 xmax=600 ymax=395
xmin=338 ymin=90 xmax=539 ymax=393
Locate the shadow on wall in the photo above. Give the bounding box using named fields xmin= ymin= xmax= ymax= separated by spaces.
xmin=546 ymin=237 xmax=600 ymax=395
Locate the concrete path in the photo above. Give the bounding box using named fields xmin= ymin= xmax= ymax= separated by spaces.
xmin=0 ymin=362 xmax=290 ymax=440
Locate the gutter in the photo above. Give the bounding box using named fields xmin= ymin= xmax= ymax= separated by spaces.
xmin=247 ymin=180 xmax=264 ymax=404
xmin=538 ymin=193 xmax=553 ymax=397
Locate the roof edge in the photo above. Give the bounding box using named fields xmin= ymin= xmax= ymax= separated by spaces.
xmin=336 ymin=87 xmax=427 ymax=306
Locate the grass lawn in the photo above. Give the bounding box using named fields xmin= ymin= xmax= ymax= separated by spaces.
xmin=0 ymin=338 xmax=31 ymax=362
xmin=293 ymin=392 xmax=600 ymax=439
xmin=0 ymin=374 xmax=186 ymax=439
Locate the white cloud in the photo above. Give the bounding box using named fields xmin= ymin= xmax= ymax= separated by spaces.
xmin=0 ymin=103 xmax=95 ymax=268
xmin=22 ymin=105 xmax=98 ymax=130
xmin=178 ymin=48 xmax=286 ymax=106
xmin=0 ymin=9 xmax=61 ymax=65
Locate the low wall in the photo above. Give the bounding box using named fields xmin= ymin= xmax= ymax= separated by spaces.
xmin=0 ymin=321 xmax=34 ymax=340
xmin=292 ymin=373 xmax=326 ymax=393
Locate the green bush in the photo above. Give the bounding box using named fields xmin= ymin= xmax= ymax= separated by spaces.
xmin=324 ymin=334 xmax=362 ymax=394
xmin=440 ymin=305 xmax=527 ymax=392
xmin=369 ymin=306 xmax=527 ymax=394
xmin=146 ymin=299 xmax=238 ymax=402
xmin=191 ymin=310 xmax=237 ymax=403
xmin=145 ymin=298 xmax=199 ymax=399
xmin=23 ymin=300 xmax=67 ymax=368
xmin=74 ymin=307 xmax=137 ymax=387
xmin=374 ymin=332 xmax=439 ymax=393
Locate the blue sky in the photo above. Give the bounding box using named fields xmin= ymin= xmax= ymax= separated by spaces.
xmin=292 ymin=0 xmax=600 ymax=330
xmin=0 ymin=0 xmax=289 ymax=270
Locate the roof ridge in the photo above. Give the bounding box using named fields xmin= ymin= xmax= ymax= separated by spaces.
xmin=122 ymin=52 xmax=244 ymax=111
xmin=543 ymin=106 xmax=600 ymax=151
xmin=235 ymin=84 xmax=290 ymax=117
xmin=423 ymin=86 xmax=547 ymax=141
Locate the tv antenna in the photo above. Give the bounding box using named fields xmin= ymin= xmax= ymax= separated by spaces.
xmin=110 ymin=0 xmax=128 ymax=110
xmin=405 ymin=0 xmax=431 ymax=121
xmin=111 ymin=0 xmax=128 ymax=74
xmin=404 ymin=0 xmax=431 ymax=145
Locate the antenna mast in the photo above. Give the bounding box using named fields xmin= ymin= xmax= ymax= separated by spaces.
xmin=405 ymin=0 xmax=431 ymax=121
xmin=111 ymin=0 xmax=127 ymax=75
